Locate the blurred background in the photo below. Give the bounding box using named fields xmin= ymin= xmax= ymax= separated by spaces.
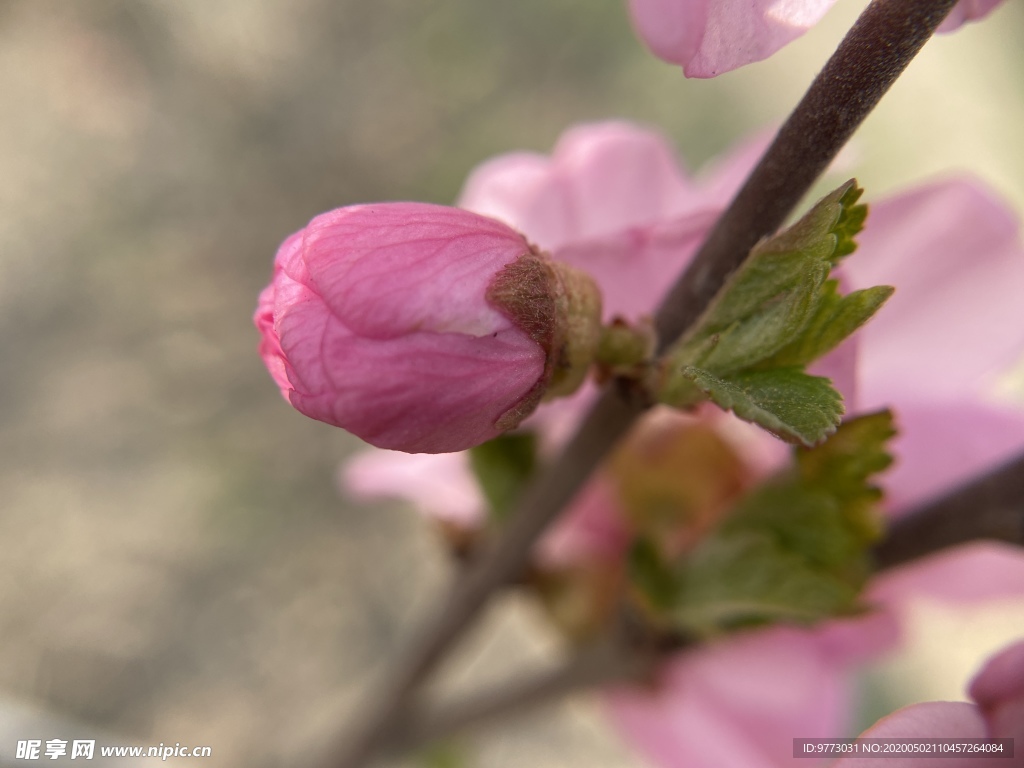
xmin=1 ymin=1 xmax=1023 ymax=766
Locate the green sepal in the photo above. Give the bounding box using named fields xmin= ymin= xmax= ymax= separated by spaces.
xmin=683 ymin=366 xmax=843 ymax=447
xmin=468 ymin=432 xmax=537 ymax=523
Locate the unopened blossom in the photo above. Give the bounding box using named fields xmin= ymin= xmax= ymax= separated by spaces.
xmin=255 ymin=202 xmax=601 ymax=453
xmin=627 ymin=0 xmax=1006 ymax=78
xmin=833 ymin=639 xmax=1024 ymax=767
xmin=341 ymin=122 xmax=1024 ymax=765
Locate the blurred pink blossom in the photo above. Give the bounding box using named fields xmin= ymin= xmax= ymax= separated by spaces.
xmin=969 ymin=638 xmax=1024 ymax=747
xmin=255 ymin=202 xmax=550 ymax=454
xmin=627 ymin=0 xmax=1005 ymax=78
xmin=832 ymin=638 xmax=1024 ymax=767
xmin=341 ymin=122 xmax=1024 ymax=765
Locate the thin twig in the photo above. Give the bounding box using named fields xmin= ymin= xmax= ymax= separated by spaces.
xmin=386 ymin=635 xmax=660 ymax=755
xmin=322 ymin=1 xmax=960 ymax=765
xmin=873 ymin=450 xmax=1024 ymax=570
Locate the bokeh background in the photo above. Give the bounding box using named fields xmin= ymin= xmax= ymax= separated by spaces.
xmin=1 ymin=1 xmax=1023 ymax=766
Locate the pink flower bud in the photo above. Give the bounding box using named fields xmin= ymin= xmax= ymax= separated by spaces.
xmin=255 ymin=202 xmax=601 ymax=453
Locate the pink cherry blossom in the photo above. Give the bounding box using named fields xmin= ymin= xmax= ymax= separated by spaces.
xmin=339 ymin=122 xmax=1024 ymax=765
xmin=627 ymin=0 xmax=1006 ymax=78
xmin=831 ymin=639 xmax=1024 ymax=767
xmin=255 ymin=202 xmax=550 ymax=454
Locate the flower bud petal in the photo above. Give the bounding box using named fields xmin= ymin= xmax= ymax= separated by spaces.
xmin=255 ymin=202 xmax=592 ymax=453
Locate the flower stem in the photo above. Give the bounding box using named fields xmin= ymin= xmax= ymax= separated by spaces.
xmin=321 ymin=1 xmax=960 ymax=765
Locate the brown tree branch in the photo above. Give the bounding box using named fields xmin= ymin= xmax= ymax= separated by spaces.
xmin=873 ymin=450 xmax=1024 ymax=570
xmin=653 ymin=0 xmax=960 ymax=350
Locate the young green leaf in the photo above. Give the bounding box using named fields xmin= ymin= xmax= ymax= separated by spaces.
xmin=633 ymin=412 xmax=896 ymax=637
xmin=831 ymin=183 xmax=868 ymax=259
xmin=654 ymin=180 xmax=892 ymax=444
xmin=683 ymin=366 xmax=843 ymax=446
xmin=692 ymin=261 xmax=829 ymax=376
xmin=760 ymin=281 xmax=895 ymax=369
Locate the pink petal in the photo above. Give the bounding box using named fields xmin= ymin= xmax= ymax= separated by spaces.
xmin=693 ymin=129 xmax=775 ymax=209
xmin=551 ymin=122 xmax=700 ymax=240
xmin=302 ymin=203 xmax=527 ymax=338
xmin=842 ymin=177 xmax=1024 ymax=405
xmin=606 ymin=627 xmax=850 ymax=768
xmin=936 ymin=0 xmax=1005 ymax=33
xmin=341 ymin=450 xmax=484 ymax=527
xmin=538 ymin=475 xmax=632 ymax=567
xmin=457 ymin=152 xmax=574 ymax=252
xmin=833 ymin=702 xmax=988 ymax=768
xmin=288 ymin=317 xmax=543 ymax=453
xmin=254 ymin=281 xmax=290 ymax=395
xmin=968 ymin=638 xmax=1024 ymax=742
xmin=553 ymin=210 xmax=716 ymax=321
xmin=871 ymin=542 xmax=1024 ymax=605
xmin=628 ymin=0 xmax=837 ymax=78
xmin=811 ymin=609 xmax=902 ymax=667
xmin=877 ymin=401 xmax=1024 ymax=514
xmin=458 ymin=122 xmax=705 ymax=253
xmin=272 ymin=271 xmax=334 ymax=397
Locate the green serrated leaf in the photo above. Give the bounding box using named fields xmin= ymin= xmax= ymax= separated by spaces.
xmin=798 ymin=410 xmax=896 ymax=489
xmin=796 ymin=410 xmax=896 ymax=541
xmin=683 ymin=366 xmax=844 ymax=446
xmin=833 ymin=184 xmax=868 ymax=259
xmin=671 ymin=532 xmax=859 ymax=635
xmin=657 ymin=181 xmax=881 ymax=436
xmin=649 ymin=411 xmax=895 ymax=636
xmin=721 ymin=484 xmax=863 ymax=572
xmin=754 ymin=180 xmax=863 ymax=262
xmin=760 ymin=282 xmax=894 ymax=368
xmin=468 ymin=432 xmax=537 ymax=523
xmin=697 ymin=251 xmax=821 ymax=332
xmin=695 ymin=261 xmax=829 ymax=375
